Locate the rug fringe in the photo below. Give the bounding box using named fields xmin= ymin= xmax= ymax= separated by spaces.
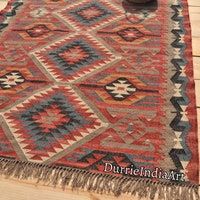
xmin=0 ymin=157 xmax=199 ymax=200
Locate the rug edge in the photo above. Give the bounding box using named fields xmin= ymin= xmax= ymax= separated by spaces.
xmin=0 ymin=157 xmax=199 ymax=200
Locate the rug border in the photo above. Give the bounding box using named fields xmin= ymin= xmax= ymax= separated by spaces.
xmin=169 ymin=0 xmax=199 ymax=184
xmin=183 ymin=0 xmax=199 ymax=184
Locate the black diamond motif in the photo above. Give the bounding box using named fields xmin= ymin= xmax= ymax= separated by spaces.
xmin=48 ymin=40 xmax=100 ymax=75
xmin=70 ymin=2 xmax=112 ymax=25
xmin=105 ymin=77 xmax=136 ymax=101
xmin=0 ymin=71 xmax=25 ymax=89
xmin=26 ymin=24 xmax=50 ymax=38
xmin=117 ymin=27 xmax=144 ymax=42
xmin=19 ymin=93 xmax=87 ymax=150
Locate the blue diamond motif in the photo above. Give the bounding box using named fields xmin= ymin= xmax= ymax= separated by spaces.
xmin=69 ymin=2 xmax=112 ymax=25
xmin=18 ymin=93 xmax=88 ymax=150
xmin=48 ymin=40 xmax=100 ymax=75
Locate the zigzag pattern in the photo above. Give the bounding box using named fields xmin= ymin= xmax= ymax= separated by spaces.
xmin=32 ymin=33 xmax=118 ymax=83
xmin=3 ymin=86 xmax=105 ymax=161
xmin=169 ymin=0 xmax=191 ymax=178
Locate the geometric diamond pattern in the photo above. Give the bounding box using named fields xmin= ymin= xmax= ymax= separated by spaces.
xmin=32 ymin=33 xmax=118 ymax=83
xmin=105 ymin=77 xmax=136 ymax=101
xmin=0 ymin=71 xmax=25 ymax=89
xmin=96 ymin=17 xmax=155 ymax=56
xmin=0 ymin=64 xmax=49 ymax=111
xmin=3 ymin=86 xmax=104 ymax=161
xmin=48 ymin=40 xmax=100 ymax=74
xmin=55 ymin=0 xmax=124 ymax=31
xmin=26 ymin=24 xmax=51 ymax=38
xmin=117 ymin=27 xmax=144 ymax=42
xmin=76 ymin=60 xmax=160 ymax=123
xmin=0 ymin=0 xmax=199 ymax=186
xmin=70 ymin=2 xmax=112 ymax=25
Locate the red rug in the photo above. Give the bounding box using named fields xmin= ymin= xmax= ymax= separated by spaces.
xmin=0 ymin=0 xmax=199 ymax=199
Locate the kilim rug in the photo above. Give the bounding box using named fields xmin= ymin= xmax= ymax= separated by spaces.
xmin=0 ymin=0 xmax=199 ymax=199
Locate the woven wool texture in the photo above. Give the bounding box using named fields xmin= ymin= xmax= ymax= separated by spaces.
xmin=0 ymin=0 xmax=199 ymax=199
